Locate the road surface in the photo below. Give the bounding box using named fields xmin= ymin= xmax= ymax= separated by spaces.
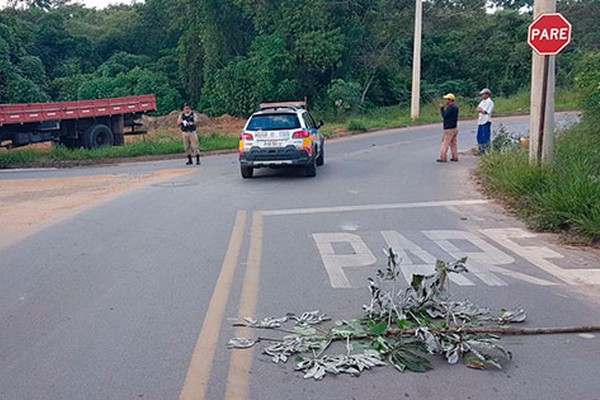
xmin=1 ymin=113 xmax=598 ymax=400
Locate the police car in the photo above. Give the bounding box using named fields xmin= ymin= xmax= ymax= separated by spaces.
xmin=238 ymin=102 xmax=325 ymax=178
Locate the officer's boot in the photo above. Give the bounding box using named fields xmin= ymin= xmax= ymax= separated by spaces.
xmin=186 ymin=155 xmax=193 ymax=165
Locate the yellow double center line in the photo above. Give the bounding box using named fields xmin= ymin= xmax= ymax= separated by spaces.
xmin=224 ymin=212 xmax=263 ymax=400
xmin=179 ymin=199 xmax=493 ymax=399
xmin=179 ymin=211 xmax=263 ymax=400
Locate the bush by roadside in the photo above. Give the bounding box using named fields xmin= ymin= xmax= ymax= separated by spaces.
xmin=477 ymin=121 xmax=600 ymax=245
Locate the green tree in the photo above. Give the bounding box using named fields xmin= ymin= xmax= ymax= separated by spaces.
xmin=6 ymin=75 xmax=49 ymax=102
xmin=178 ymin=0 xmax=253 ymax=105
xmin=17 ymin=55 xmax=47 ymax=86
xmin=202 ymin=33 xmax=298 ymax=116
xmin=77 ymin=67 xmax=182 ymax=114
xmin=327 ymin=79 xmax=362 ymax=113
xmin=97 ymin=52 xmax=151 ymax=77
xmin=202 ymin=58 xmax=256 ymax=116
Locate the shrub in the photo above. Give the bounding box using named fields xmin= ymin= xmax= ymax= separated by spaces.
xmin=574 ymin=52 xmax=600 ymax=124
xmin=491 ymin=124 xmax=526 ymax=153
xmin=328 ymin=79 xmax=362 ymax=113
xmin=347 ymin=119 xmax=368 ymax=132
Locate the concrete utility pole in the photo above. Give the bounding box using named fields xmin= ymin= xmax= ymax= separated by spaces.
xmin=411 ymin=0 xmax=422 ymax=120
xmin=529 ymin=0 xmax=556 ymax=165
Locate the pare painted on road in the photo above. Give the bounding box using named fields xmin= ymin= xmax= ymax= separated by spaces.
xmin=313 ymin=228 xmax=600 ymax=288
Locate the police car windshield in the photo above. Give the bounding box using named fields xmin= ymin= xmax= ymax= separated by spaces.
xmin=247 ymin=114 xmax=301 ymax=130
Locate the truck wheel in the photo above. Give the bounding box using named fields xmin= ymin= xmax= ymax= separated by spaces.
xmin=83 ymin=124 xmax=114 ymax=149
xmin=241 ymin=165 xmax=254 ymax=179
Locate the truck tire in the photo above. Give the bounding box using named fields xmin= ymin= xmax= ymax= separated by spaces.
xmin=83 ymin=124 xmax=114 ymax=149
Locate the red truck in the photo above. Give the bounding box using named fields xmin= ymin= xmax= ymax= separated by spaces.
xmin=0 ymin=94 xmax=157 ymax=149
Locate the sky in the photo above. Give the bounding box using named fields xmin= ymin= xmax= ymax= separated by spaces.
xmin=0 ymin=0 xmax=140 ymax=9
xmin=75 ymin=0 xmax=139 ymax=8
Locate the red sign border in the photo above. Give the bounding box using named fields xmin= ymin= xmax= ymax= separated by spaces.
xmin=528 ymin=13 xmax=572 ymax=56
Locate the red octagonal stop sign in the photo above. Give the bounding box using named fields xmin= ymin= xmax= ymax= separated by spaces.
xmin=528 ymin=13 xmax=572 ymax=55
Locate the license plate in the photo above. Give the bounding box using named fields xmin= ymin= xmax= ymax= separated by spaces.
xmin=255 ymin=131 xmax=288 ymax=139
xmin=260 ymin=140 xmax=285 ymax=148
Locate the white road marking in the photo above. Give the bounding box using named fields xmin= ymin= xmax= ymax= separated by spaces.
xmin=263 ymin=199 xmax=489 ymax=216
xmin=424 ymin=230 xmax=515 ymax=286
xmin=312 ymin=233 xmax=376 ymax=288
xmin=481 ymin=228 xmax=600 ymax=285
xmin=381 ymin=230 xmax=475 ymax=286
xmin=340 ymin=222 xmax=359 ymax=231
xmin=313 ymin=229 xmax=564 ymax=288
xmin=264 ymin=199 xmax=599 ymax=287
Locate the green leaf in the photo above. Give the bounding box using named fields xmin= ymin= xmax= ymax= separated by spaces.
xmin=404 ymin=359 xmax=430 ymax=373
xmin=397 ymin=319 xmax=415 ymax=329
xmin=389 ymin=351 xmax=430 ymax=373
xmin=369 ymin=321 xmax=388 ymax=336
xmin=410 ymin=274 xmax=425 ymax=290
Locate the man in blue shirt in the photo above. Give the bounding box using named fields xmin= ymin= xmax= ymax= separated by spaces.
xmin=437 ymin=93 xmax=459 ymax=163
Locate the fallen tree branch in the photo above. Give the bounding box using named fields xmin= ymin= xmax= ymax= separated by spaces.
xmin=228 ymin=254 xmax=600 ymax=377
xmin=388 ymin=325 xmax=600 ymax=336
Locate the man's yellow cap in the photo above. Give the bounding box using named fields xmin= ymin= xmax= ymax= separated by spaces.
xmin=443 ymin=93 xmax=456 ymax=101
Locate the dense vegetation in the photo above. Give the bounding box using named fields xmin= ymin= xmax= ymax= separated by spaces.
xmin=1 ymin=0 xmax=599 ymax=117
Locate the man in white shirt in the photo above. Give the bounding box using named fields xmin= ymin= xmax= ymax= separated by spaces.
xmin=476 ymin=88 xmax=494 ymax=154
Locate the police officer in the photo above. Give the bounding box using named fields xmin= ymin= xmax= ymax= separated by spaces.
xmin=177 ymin=105 xmax=201 ymax=165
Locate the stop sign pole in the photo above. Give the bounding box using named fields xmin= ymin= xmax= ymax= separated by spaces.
xmin=527 ymin=1 xmax=572 ymax=166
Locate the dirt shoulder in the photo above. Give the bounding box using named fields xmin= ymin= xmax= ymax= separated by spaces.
xmin=0 ymin=168 xmax=195 ymax=250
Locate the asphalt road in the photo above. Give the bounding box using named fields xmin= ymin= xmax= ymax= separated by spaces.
xmin=1 ymin=114 xmax=599 ymax=400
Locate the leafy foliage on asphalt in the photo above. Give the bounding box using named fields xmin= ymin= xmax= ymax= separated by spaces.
xmin=228 ymin=250 xmax=525 ymax=379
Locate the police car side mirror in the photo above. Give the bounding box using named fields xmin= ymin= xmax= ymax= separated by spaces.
xmin=317 ymin=120 xmax=325 ymax=129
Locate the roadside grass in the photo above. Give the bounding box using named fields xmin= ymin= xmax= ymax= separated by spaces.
xmin=337 ymin=88 xmax=580 ymax=134
xmin=325 ymin=103 xmax=441 ymax=134
xmin=491 ymin=88 xmax=581 ymax=115
xmin=349 ymin=104 xmax=441 ymax=131
xmin=0 ymin=148 xmax=42 ymax=169
xmin=0 ymin=89 xmax=580 ymax=169
xmin=477 ymin=121 xmax=600 ymax=244
xmin=0 ymin=133 xmax=238 ymax=168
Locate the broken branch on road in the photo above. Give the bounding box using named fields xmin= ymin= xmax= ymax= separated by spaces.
xmin=228 ymin=249 xmax=599 ymax=379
